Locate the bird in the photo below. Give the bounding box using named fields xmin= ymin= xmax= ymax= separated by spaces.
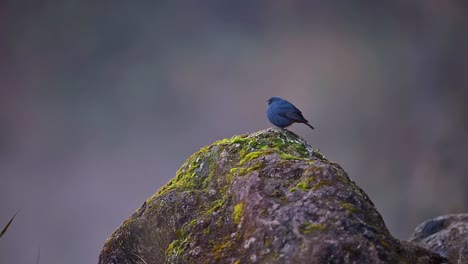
xmin=266 ymin=96 xmax=314 ymax=130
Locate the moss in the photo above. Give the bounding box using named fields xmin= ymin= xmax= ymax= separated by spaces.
xmin=312 ymin=180 xmax=334 ymax=191
xmin=380 ymin=239 xmax=391 ymax=250
xmin=233 ymin=202 xmax=244 ymax=224
xmin=207 ymin=199 xmax=226 ymax=214
xmin=289 ymin=187 xmax=298 ymax=192
xmin=234 ymin=260 xmax=241 ymax=264
xmin=230 ymin=160 xmax=265 ymax=176
xmin=279 ymin=152 xmax=307 ymax=160
xmin=264 ymin=237 xmax=272 ymax=247
xmin=299 ymin=222 xmax=326 ymax=234
xmin=296 ymin=175 xmax=315 ymax=190
xmin=212 ymin=239 xmax=234 ymax=260
xmin=341 ymin=202 xmax=361 ymax=214
xmin=239 ymin=151 xmax=264 ymax=165
xmin=312 ymin=149 xmax=326 ymax=159
xmin=272 ymin=189 xmax=282 ymax=198
xmin=342 ymin=244 xmax=362 ymax=259
xmin=270 ymin=251 xmax=280 ymax=261
xmin=229 ymin=167 xmax=246 ymax=174
xmin=229 ymin=134 xmax=251 ymax=144
xmin=248 ymin=160 xmax=265 ymax=172
xmin=154 ymin=148 xmax=209 ymax=197
xmin=166 ymin=235 xmax=191 ymax=257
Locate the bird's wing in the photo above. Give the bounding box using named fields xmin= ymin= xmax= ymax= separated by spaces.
xmin=284 ymin=110 xmax=308 ymax=123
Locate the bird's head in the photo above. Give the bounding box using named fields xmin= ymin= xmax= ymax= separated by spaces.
xmin=266 ymin=96 xmax=282 ymax=105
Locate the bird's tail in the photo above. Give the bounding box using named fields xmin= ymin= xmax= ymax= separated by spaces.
xmin=305 ymin=122 xmax=315 ymax=130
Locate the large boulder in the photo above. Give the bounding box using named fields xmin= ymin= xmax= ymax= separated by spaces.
xmin=410 ymin=213 xmax=468 ymax=263
xmin=99 ymin=129 xmax=446 ymax=264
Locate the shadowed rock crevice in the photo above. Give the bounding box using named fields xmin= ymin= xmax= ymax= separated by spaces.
xmin=99 ymin=129 xmax=447 ymax=264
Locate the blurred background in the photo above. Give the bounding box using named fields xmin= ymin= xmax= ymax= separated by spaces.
xmin=1 ymin=1 xmax=467 ymax=263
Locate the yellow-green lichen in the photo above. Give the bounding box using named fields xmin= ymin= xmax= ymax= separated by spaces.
xmin=299 ymin=222 xmax=326 ymax=234
xmin=233 ymin=202 xmax=244 ymax=224
xmin=341 ymin=202 xmax=361 ymax=214
xmin=239 ymin=151 xmax=264 ymax=165
xmin=207 ymin=199 xmax=226 ymax=214
xmin=230 ymin=160 xmax=265 ymax=176
xmin=380 ymin=239 xmax=391 ymax=250
xmin=212 ymin=239 xmax=234 ymax=260
xmin=312 ymin=149 xmax=326 ymax=159
xmin=153 ymin=147 xmax=210 ymax=198
xmin=296 ymin=175 xmax=315 ymax=190
xmin=229 ymin=167 xmax=246 ymax=174
xmin=229 ymin=134 xmax=251 ymax=144
xmin=279 ymin=152 xmax=307 ymax=160
xmin=264 ymin=237 xmax=272 ymax=247
xmin=166 ymin=235 xmax=191 ymax=257
xmin=312 ymin=179 xmax=334 ymax=191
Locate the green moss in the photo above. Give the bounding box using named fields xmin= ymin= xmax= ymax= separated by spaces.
xmin=296 ymin=175 xmax=315 ymax=190
xmin=212 ymin=239 xmax=234 ymax=260
xmin=216 ymin=138 xmax=229 ymax=144
xmin=380 ymin=239 xmax=391 ymax=250
xmin=272 ymin=189 xmax=282 ymax=198
xmin=233 ymin=202 xmax=244 ymax=224
xmin=341 ymin=202 xmax=360 ymax=214
xmin=154 ymin=148 xmax=210 ymax=197
xmin=312 ymin=149 xmax=326 ymax=159
xmin=264 ymin=237 xmax=272 ymax=247
xmin=229 ymin=134 xmax=251 ymax=144
xmin=229 ymin=167 xmax=246 ymax=174
xmin=289 ymin=187 xmax=298 ymax=192
xmin=270 ymin=251 xmax=280 ymax=261
xmin=234 ymin=260 xmax=241 ymax=264
xmin=166 ymin=235 xmax=191 ymax=257
xmin=208 ymin=199 xmax=226 ymax=214
xmin=312 ymin=180 xmax=334 ymax=190
xmin=230 ymin=160 xmax=265 ymax=176
xmin=249 ymin=160 xmax=265 ymax=171
xmin=239 ymin=151 xmax=264 ymax=165
xmin=279 ymin=152 xmax=307 ymax=160
xmin=299 ymin=222 xmax=326 ymax=234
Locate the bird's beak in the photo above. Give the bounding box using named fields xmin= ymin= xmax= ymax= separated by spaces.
xmin=265 ymin=99 xmax=268 ymax=102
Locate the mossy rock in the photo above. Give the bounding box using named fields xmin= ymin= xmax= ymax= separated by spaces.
xmin=99 ymin=128 xmax=446 ymax=264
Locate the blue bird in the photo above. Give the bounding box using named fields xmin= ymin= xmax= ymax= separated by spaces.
xmin=266 ymin=96 xmax=314 ymax=130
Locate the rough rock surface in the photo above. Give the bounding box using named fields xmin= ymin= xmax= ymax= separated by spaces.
xmin=410 ymin=213 xmax=468 ymax=264
xmin=99 ymin=128 xmax=446 ymax=264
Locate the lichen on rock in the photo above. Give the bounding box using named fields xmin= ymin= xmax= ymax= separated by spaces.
xmin=99 ymin=128 xmax=447 ymax=264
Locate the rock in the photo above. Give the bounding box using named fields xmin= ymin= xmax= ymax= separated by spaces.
xmin=409 ymin=213 xmax=468 ymax=263
xmin=99 ymin=128 xmax=446 ymax=264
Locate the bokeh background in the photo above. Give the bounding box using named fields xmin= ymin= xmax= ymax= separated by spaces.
xmin=1 ymin=1 xmax=467 ymax=263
